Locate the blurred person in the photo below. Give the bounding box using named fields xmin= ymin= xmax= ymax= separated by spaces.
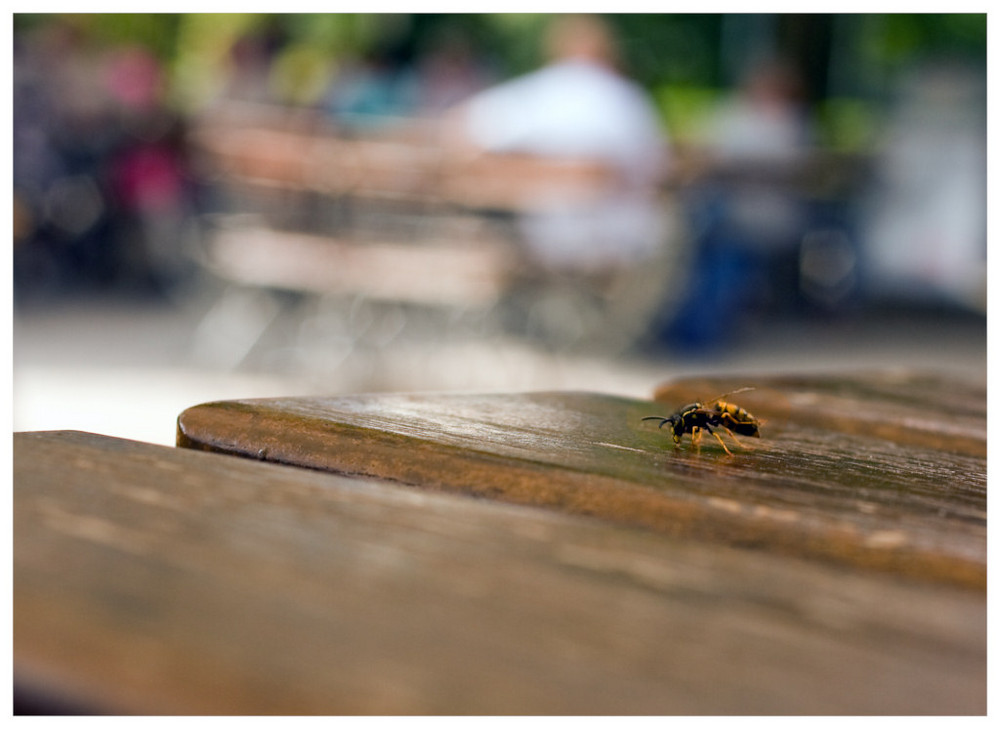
xmin=323 ymin=46 xmax=420 ymax=130
xmin=708 ymin=59 xmax=810 ymax=168
xmin=13 ymin=26 xmax=68 ymax=296
xmin=860 ymin=60 xmax=986 ymax=311
xmin=220 ymin=30 xmax=284 ymax=105
xmin=664 ymin=58 xmax=814 ymax=348
xmin=13 ymin=23 xmax=198 ymax=300
xmin=450 ymin=14 xmax=671 ymax=274
xmin=411 ymin=29 xmax=494 ymax=117
xmin=104 ymin=44 xmax=198 ymax=295
xmin=13 ymin=20 xmax=121 ymax=297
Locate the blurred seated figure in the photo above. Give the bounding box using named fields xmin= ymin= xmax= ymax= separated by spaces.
xmin=324 ymin=47 xmax=419 ymax=131
xmin=860 ymin=60 xmax=986 ymax=311
xmin=451 ymin=14 xmax=671 ymax=276
xmin=411 ymin=29 xmax=494 ymax=118
xmin=665 ymin=58 xmax=814 ymax=348
xmin=703 ymin=58 xmax=811 ymax=251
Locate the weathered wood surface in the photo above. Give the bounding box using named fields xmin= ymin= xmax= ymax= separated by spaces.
xmin=653 ymin=370 xmax=986 ymax=458
xmin=13 ymin=431 xmax=986 ymax=715
xmin=177 ymin=372 xmax=986 ymax=590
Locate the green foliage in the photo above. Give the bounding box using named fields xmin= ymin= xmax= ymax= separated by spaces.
xmin=481 ymin=14 xmax=550 ymax=75
xmin=14 ymin=13 xmax=183 ymax=60
xmin=879 ymin=13 xmax=986 ymax=63
xmin=611 ymin=14 xmax=723 ymax=87
xmin=14 ymin=11 xmax=987 ymax=126
xmin=652 ymin=85 xmax=721 ymax=145
xmin=170 ymin=13 xmax=262 ymax=110
xmin=816 ymin=98 xmax=880 ymax=153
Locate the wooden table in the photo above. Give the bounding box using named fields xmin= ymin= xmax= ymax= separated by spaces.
xmin=14 ymin=371 xmax=987 ymax=714
xmin=177 ymin=371 xmax=985 ymax=590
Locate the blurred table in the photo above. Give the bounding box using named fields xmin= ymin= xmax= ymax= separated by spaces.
xmin=189 ymin=101 xmax=618 ymax=211
xmin=188 ymin=101 xmax=681 ymax=360
xmin=14 ymin=371 xmax=986 ymax=714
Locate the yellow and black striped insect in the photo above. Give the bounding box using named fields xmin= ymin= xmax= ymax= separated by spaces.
xmin=642 ymin=387 xmax=761 ymax=455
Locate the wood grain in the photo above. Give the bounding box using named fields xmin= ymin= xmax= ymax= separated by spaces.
xmin=14 ymin=431 xmax=986 ymax=714
xmin=652 ymin=370 xmax=986 ymax=457
xmin=176 ymin=373 xmax=986 ymax=589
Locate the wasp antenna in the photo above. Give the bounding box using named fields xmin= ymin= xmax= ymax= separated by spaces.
xmin=707 ymin=386 xmax=756 ymax=405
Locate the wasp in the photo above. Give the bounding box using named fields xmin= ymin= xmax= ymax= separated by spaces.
xmin=642 ymin=387 xmax=761 ymax=455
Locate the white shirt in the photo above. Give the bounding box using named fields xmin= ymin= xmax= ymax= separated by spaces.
xmin=463 ymin=59 xmax=670 ymax=269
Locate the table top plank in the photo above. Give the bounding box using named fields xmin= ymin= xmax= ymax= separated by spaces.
xmin=14 ymin=431 xmax=986 ymax=715
xmin=653 ymin=370 xmax=986 ymax=457
xmin=176 ymin=373 xmax=986 ymax=589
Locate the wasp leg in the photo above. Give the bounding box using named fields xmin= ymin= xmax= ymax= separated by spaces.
xmin=723 ymin=428 xmax=745 ymax=449
xmin=706 ymin=427 xmax=733 ymax=455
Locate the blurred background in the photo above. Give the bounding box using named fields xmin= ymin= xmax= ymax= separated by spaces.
xmin=12 ymin=12 xmax=987 ymax=445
